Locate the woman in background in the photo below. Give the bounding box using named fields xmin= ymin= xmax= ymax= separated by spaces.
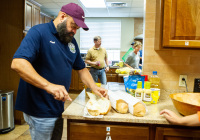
xmin=124 ymin=41 xmax=142 ymax=69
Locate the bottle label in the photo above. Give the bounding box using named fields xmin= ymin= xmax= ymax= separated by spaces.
xmin=143 ymin=92 xmax=151 ymax=101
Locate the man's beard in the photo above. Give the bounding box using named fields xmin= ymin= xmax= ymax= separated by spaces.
xmin=56 ymin=19 xmax=74 ymax=45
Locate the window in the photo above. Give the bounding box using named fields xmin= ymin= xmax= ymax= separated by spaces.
xmin=80 ymin=21 xmax=121 ymax=63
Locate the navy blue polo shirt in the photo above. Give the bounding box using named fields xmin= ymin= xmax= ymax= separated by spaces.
xmin=13 ymin=20 xmax=85 ymax=118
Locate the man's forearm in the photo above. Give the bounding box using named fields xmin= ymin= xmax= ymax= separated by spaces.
xmin=11 ymin=58 xmax=50 ymax=90
xmin=85 ymin=60 xmax=95 ymax=65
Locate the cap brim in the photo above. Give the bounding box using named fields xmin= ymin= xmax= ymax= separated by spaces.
xmin=73 ymin=18 xmax=89 ymax=31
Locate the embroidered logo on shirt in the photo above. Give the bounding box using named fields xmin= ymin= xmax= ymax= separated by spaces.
xmin=50 ymin=41 xmax=55 ymax=44
xmin=68 ymin=42 xmax=76 ymax=53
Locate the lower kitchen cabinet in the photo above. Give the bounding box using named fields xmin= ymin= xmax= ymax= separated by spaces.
xmin=155 ymin=127 xmax=200 ymax=140
xmin=66 ymin=120 xmax=200 ymax=140
xmin=69 ymin=122 xmax=149 ymax=140
xmin=107 ymin=73 xmax=118 ymax=82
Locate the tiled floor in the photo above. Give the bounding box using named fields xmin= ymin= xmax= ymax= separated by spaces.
xmin=0 ymin=93 xmax=79 ymax=140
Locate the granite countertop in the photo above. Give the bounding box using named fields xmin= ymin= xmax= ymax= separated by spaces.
xmin=62 ymin=87 xmax=181 ymax=125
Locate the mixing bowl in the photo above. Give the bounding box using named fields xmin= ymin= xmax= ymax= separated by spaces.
xmin=170 ymin=93 xmax=200 ymax=116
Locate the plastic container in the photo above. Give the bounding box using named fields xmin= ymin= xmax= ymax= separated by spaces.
xmin=149 ymin=71 xmax=160 ymax=88
xmin=122 ymin=47 xmax=133 ymax=62
xmin=143 ymin=82 xmax=152 ymax=104
xmin=135 ymin=81 xmax=143 ymax=100
xmin=151 ymin=90 xmax=159 ymax=104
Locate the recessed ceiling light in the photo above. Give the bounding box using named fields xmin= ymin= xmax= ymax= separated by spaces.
xmin=80 ymin=0 xmax=106 ymax=8
xmin=107 ymin=2 xmax=127 ymax=7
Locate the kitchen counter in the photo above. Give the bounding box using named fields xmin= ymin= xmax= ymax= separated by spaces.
xmin=63 ymin=85 xmax=200 ymax=140
xmin=62 ymin=90 xmax=177 ymax=125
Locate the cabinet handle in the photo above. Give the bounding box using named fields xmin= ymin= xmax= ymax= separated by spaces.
xmin=105 ymin=132 xmax=112 ymax=140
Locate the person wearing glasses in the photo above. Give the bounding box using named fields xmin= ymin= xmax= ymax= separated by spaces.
xmin=85 ymin=36 xmax=109 ymax=84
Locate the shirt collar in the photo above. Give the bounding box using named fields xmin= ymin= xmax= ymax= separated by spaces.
xmin=49 ymin=20 xmax=57 ymax=34
xmin=93 ymin=46 xmax=101 ymax=50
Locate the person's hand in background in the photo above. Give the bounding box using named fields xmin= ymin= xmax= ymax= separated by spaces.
xmin=95 ymin=61 xmax=100 ymax=66
xmin=105 ymin=66 xmax=109 ymax=72
xmin=160 ymin=109 xmax=200 ymax=126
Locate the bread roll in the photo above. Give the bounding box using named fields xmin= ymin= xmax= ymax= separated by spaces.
xmin=133 ymin=102 xmax=146 ymax=117
xmin=86 ymin=98 xmax=111 ymax=116
xmin=97 ymin=98 xmax=111 ymax=115
xmin=116 ymin=99 xmax=129 ymax=114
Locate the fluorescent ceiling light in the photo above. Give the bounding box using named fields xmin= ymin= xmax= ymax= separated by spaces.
xmin=80 ymin=0 xmax=106 ymax=8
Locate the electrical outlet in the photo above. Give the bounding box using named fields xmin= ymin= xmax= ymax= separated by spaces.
xmin=179 ymin=75 xmax=187 ymax=87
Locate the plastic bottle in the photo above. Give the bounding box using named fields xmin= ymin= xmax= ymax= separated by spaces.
xmin=143 ymin=81 xmax=152 ymax=105
xmin=149 ymin=71 xmax=160 ymax=88
xmin=135 ymin=81 xmax=143 ymax=100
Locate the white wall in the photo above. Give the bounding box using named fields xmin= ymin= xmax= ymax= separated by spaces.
xmin=74 ymin=17 xmax=135 ymax=52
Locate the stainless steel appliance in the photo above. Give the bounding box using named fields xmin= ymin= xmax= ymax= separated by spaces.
xmin=0 ymin=90 xmax=15 ymax=133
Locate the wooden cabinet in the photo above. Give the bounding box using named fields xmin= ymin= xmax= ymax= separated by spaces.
xmin=40 ymin=12 xmax=53 ymax=24
xmin=106 ymin=68 xmax=118 ymax=82
xmin=69 ymin=122 xmax=149 ymax=140
xmin=69 ymin=70 xmax=84 ymax=91
xmin=24 ymin=0 xmax=40 ymax=31
xmin=155 ymin=127 xmax=200 ymax=140
xmin=155 ymin=0 xmax=200 ymax=49
xmin=69 ymin=68 xmax=121 ymax=91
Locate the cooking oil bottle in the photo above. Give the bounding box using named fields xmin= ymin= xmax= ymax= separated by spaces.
xmin=149 ymin=71 xmax=160 ymax=88
xmin=143 ymin=81 xmax=152 ymax=105
xmin=135 ymin=81 xmax=143 ymax=100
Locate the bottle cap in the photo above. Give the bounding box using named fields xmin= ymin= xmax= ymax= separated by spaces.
xmin=137 ymin=81 xmax=142 ymax=88
xmin=153 ymin=71 xmax=157 ymax=75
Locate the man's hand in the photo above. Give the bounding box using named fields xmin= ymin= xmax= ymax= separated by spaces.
xmin=91 ymin=86 xmax=108 ymax=99
xmin=45 ymin=83 xmax=72 ymax=102
xmin=95 ymin=61 xmax=100 ymax=66
xmin=105 ymin=66 xmax=109 ymax=72
xmin=160 ymin=109 xmax=182 ymax=125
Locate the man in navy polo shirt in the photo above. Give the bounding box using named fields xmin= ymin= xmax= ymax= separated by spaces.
xmin=11 ymin=3 xmax=108 ymax=140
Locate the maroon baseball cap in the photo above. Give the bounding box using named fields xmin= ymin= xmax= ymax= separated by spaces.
xmin=61 ymin=3 xmax=89 ymax=31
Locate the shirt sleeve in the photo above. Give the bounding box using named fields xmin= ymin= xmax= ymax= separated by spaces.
xmin=13 ymin=27 xmax=41 ymax=63
xmin=198 ymin=111 xmax=200 ymax=122
xmin=85 ymin=50 xmax=91 ymax=60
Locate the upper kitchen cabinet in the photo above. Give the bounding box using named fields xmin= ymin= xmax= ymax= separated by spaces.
xmin=155 ymin=0 xmax=200 ymax=50
xmin=24 ymin=0 xmax=40 ymax=31
xmin=40 ymin=12 xmax=53 ymax=24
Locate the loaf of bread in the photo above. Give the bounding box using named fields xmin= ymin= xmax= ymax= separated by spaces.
xmin=133 ymin=102 xmax=146 ymax=117
xmin=86 ymin=93 xmax=111 ymax=116
xmin=116 ymin=99 xmax=129 ymax=114
xmin=108 ymin=91 xmax=129 ymax=114
xmin=108 ymin=90 xmax=146 ymax=117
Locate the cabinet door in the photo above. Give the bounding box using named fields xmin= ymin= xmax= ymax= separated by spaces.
xmin=107 ymin=74 xmax=118 ymax=82
xmin=33 ymin=5 xmax=40 ymax=26
xmin=40 ymin=14 xmax=45 ymax=24
xmin=45 ymin=16 xmax=51 ymax=23
xmin=155 ymin=127 xmax=200 ymax=140
xmin=163 ymin=0 xmax=200 ymax=48
xmin=24 ymin=0 xmax=33 ymax=31
xmin=69 ymin=70 xmax=75 ymax=90
xmin=69 ymin=122 xmax=149 ymax=140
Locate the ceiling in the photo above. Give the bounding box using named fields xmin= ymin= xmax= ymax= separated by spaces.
xmin=33 ymin=0 xmax=145 ymax=18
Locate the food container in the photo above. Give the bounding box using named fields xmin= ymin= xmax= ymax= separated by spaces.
xmin=170 ymin=93 xmax=200 ymax=116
